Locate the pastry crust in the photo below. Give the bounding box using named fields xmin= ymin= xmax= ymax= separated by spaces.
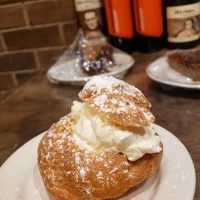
xmin=79 ymin=76 xmax=154 ymax=127
xmin=38 ymin=115 xmax=162 ymax=200
xmin=38 ymin=76 xmax=162 ymax=200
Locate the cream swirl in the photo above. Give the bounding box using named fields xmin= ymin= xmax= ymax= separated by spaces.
xmin=71 ymin=101 xmax=161 ymax=161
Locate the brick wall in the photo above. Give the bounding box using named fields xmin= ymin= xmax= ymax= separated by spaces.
xmin=0 ymin=0 xmax=78 ymax=92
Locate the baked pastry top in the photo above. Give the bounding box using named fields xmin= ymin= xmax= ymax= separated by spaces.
xmin=167 ymin=49 xmax=200 ymax=81
xmin=38 ymin=76 xmax=162 ymax=200
xmin=79 ymin=76 xmax=154 ymax=127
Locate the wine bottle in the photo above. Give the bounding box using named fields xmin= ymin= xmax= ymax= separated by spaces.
xmin=104 ymin=0 xmax=135 ymax=53
xmin=133 ymin=0 xmax=164 ymax=53
xmin=165 ymin=0 xmax=200 ymax=49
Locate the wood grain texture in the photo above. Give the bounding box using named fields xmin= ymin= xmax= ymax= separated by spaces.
xmin=0 ymin=51 xmax=199 ymax=199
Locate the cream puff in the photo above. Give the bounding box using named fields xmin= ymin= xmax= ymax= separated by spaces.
xmin=38 ymin=76 xmax=163 ymax=200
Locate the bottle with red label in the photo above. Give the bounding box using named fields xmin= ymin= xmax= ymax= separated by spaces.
xmin=104 ymin=0 xmax=135 ymax=52
xmin=133 ymin=0 xmax=164 ymax=52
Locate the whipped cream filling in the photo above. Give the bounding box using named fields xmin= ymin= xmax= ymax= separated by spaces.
xmin=71 ymin=101 xmax=162 ymax=161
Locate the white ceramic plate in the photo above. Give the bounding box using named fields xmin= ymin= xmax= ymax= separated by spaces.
xmin=0 ymin=125 xmax=196 ymax=200
xmin=47 ymin=52 xmax=135 ymax=86
xmin=146 ymin=57 xmax=200 ymax=89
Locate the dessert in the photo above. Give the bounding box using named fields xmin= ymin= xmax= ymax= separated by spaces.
xmin=77 ymin=44 xmax=114 ymax=75
xmin=76 ymin=37 xmax=114 ymax=75
xmin=167 ymin=49 xmax=200 ymax=81
xmin=38 ymin=76 xmax=163 ymax=200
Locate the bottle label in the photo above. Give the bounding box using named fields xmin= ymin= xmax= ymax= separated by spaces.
xmin=75 ymin=0 xmax=105 ymax=42
xmin=167 ymin=2 xmax=200 ymax=43
xmin=75 ymin=0 xmax=102 ymax=11
xmin=104 ymin=0 xmax=134 ymax=38
xmin=133 ymin=0 xmax=163 ymax=37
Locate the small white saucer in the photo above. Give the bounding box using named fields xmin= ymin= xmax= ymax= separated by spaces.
xmin=47 ymin=52 xmax=135 ymax=86
xmin=146 ymin=57 xmax=200 ymax=89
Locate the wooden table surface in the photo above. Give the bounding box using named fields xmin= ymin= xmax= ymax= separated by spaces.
xmin=0 ymin=51 xmax=199 ymax=199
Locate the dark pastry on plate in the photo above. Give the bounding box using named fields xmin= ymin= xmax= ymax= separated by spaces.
xmin=167 ymin=49 xmax=200 ymax=81
xmin=77 ymin=44 xmax=114 ymax=75
xmin=75 ymin=32 xmax=114 ymax=76
xmin=38 ymin=76 xmax=163 ymax=200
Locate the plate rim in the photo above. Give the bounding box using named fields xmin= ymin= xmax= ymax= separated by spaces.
xmin=0 ymin=125 xmax=196 ymax=200
xmin=146 ymin=57 xmax=200 ymax=89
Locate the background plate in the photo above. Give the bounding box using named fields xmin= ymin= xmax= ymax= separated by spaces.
xmin=47 ymin=52 xmax=135 ymax=86
xmin=146 ymin=57 xmax=200 ymax=89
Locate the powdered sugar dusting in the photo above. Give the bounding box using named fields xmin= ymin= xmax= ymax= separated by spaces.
xmin=39 ymin=115 xmax=137 ymax=198
xmin=79 ymin=168 xmax=87 ymax=178
xmin=79 ymin=76 xmax=154 ymax=127
xmin=94 ymin=94 xmax=107 ymax=107
xmin=75 ymin=152 xmax=81 ymax=164
xmin=83 ymin=76 xmax=120 ymax=92
xmin=38 ymin=76 xmax=161 ymax=199
xmin=79 ymin=76 xmax=151 ymax=108
xmin=82 ymin=76 xmax=141 ymax=95
xmin=90 ymin=94 xmax=154 ymax=126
